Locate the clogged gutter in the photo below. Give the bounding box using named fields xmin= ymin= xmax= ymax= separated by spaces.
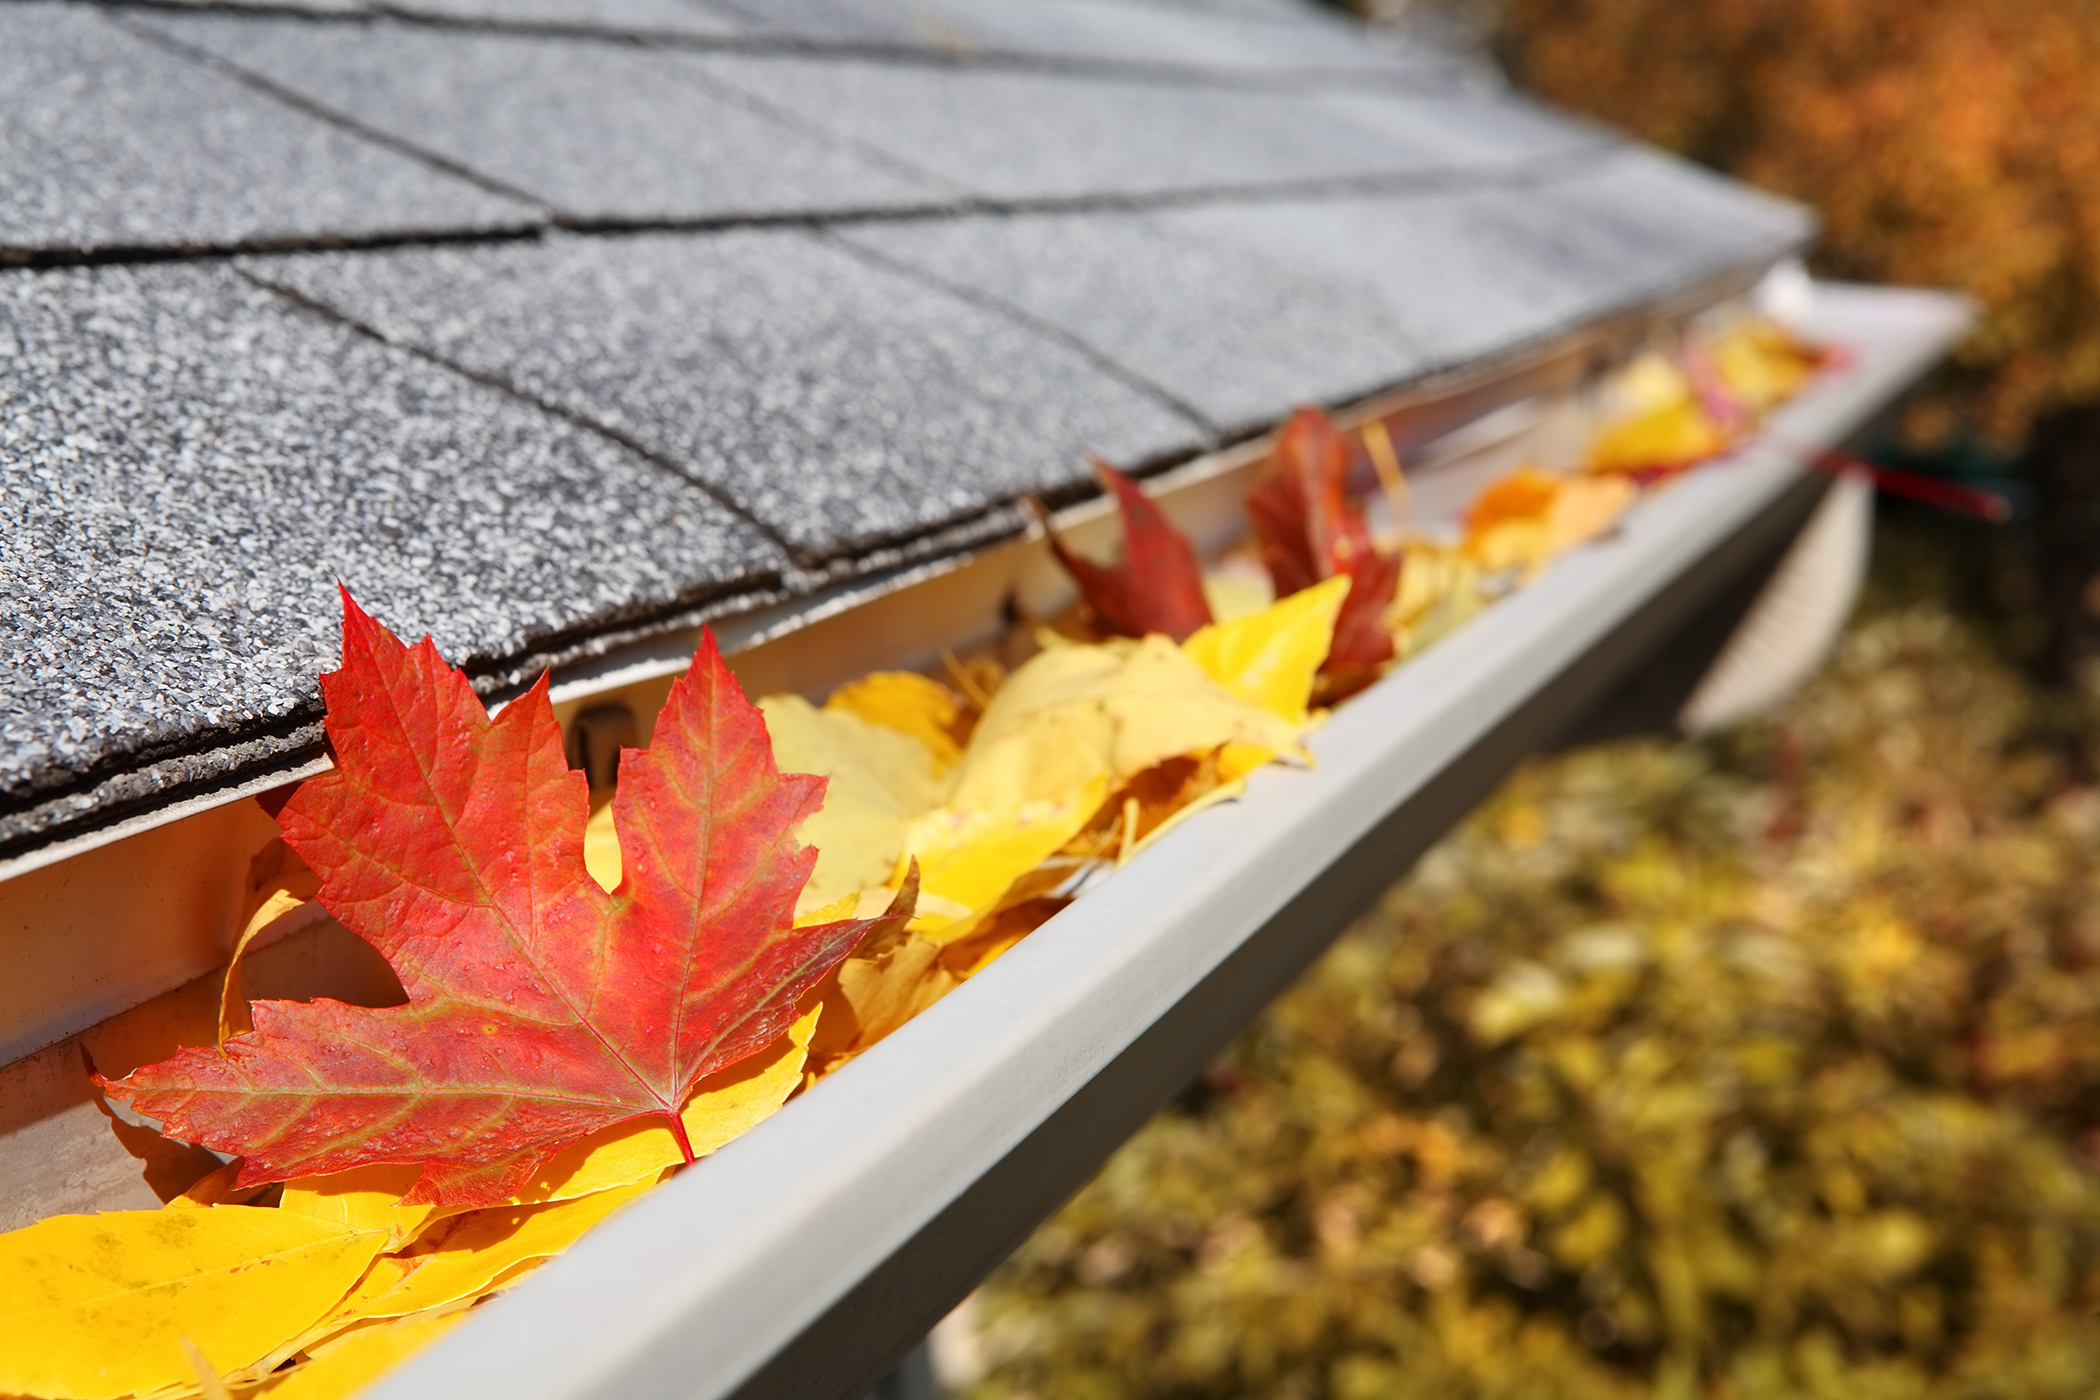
xmin=0 ymin=313 xmax=1853 ymax=1400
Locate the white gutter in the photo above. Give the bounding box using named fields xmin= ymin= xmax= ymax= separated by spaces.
xmin=370 ymin=284 xmax=1970 ymax=1400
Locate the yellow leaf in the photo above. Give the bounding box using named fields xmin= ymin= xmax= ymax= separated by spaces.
xmin=1548 ymin=475 xmax=1636 ymax=554
xmin=262 ymin=1311 xmax=468 ymax=1400
xmin=812 ymin=735 xmax=1286 ymax=1077
xmin=1216 ymin=741 xmax=1273 ymax=784
xmin=218 ymin=839 xmax=324 ymax=1043
xmin=948 ymin=636 xmax=1301 ymax=818
xmin=1060 ymin=744 xmax=1270 ymax=872
xmin=1183 ymin=576 xmax=1348 ymax=726
xmin=168 ymin=1160 xmax=275 ymax=1210
xmin=795 ymin=892 xmax=863 ymax=927
xmin=1387 ymin=543 xmax=1484 ymax=658
xmin=1587 ymin=400 xmax=1728 ymax=475
xmin=1198 ymin=559 xmax=1275 ymax=623
xmin=807 ymin=931 xmax=958 ymax=1073
xmin=583 ymin=800 xmax=621 ymax=893
xmin=176 ymin=1336 xmax=233 ymax=1400
xmin=1129 ymin=748 xmax=1267 ymax=856
xmin=1576 ymin=348 xmax=1738 ymax=476
xmin=1464 ymin=469 xmax=1636 ymax=578
xmin=279 ymin=1166 xmax=440 ymax=1252
xmin=0 ymin=1207 xmax=386 ymax=1400
xmin=902 ymin=776 xmax=1110 ymax=942
xmin=217 ymin=889 xmax=310 ymax=1043
xmin=1604 ymin=348 xmax=1695 ymax=417
xmin=935 ymin=897 xmax=1067 ymax=981
xmin=1464 ymin=468 xmax=1557 ymax=577
xmin=890 ymin=638 xmax=1297 ymax=944
xmin=327 ymin=1184 xmax=649 ymax=1324
xmin=1711 ymin=319 xmax=1821 ymax=412
xmin=1465 ymin=467 xmax=1560 ymax=536
xmin=761 ymin=695 xmax=945 ymax=914
xmin=1466 ymin=518 xmax=1550 ymax=578
xmin=825 ymin=671 xmax=968 ymax=774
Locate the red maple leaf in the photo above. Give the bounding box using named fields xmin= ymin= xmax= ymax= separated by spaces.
xmin=101 ymin=592 xmax=911 ymax=1208
xmin=1037 ymin=458 xmax=1213 ymax=643
xmin=1324 ymin=549 xmax=1402 ymax=681
xmin=1247 ymin=408 xmax=1401 ymax=678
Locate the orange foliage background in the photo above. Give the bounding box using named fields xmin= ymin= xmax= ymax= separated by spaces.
xmin=1498 ymin=0 xmax=2100 ymax=445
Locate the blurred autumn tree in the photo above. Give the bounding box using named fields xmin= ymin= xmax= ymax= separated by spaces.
xmin=1496 ymin=0 xmax=2100 ymax=449
xmin=1487 ymin=0 xmax=2100 ymax=675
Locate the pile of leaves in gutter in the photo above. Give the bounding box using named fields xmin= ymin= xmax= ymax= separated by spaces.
xmin=961 ymin=532 xmax=2100 ymax=1400
xmin=0 ymin=319 xmax=1829 ymax=1400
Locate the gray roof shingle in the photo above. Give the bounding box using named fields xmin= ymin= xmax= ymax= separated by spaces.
xmin=0 ymin=3 xmax=533 ymax=260
xmin=835 ymin=150 xmax=1812 ymax=432
xmin=0 ymin=262 xmax=783 ymax=845
xmin=142 ymin=0 xmax=371 ymax=15
xmin=135 ymin=14 xmax=951 ymax=222
xmin=247 ymin=230 xmax=1202 ymax=561
xmin=119 ymin=0 xmax=1427 ymax=69
xmin=704 ymin=0 xmax=1439 ymax=75
xmin=839 ymin=206 xmax=1429 ymax=435
xmin=0 ymin=0 xmax=1811 ymax=858
xmin=681 ymin=53 xmax=1601 ymax=203
xmin=386 ymin=0 xmax=739 ymax=35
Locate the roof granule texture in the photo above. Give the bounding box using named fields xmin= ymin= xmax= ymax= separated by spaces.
xmin=0 ymin=3 xmax=533 ymax=258
xmin=250 ymin=230 xmax=1205 ymax=561
xmin=0 ymin=262 xmax=783 ymax=807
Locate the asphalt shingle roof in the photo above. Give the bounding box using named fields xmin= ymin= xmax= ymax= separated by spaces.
xmin=836 ymin=150 xmax=1809 ymax=433
xmin=0 ymin=0 xmax=1811 ymax=861
xmin=389 ymin=0 xmax=739 ymax=35
xmin=0 ymin=4 xmax=532 ymax=259
xmin=703 ymin=0 xmax=1437 ymax=74
xmin=137 ymin=14 xmax=949 ymax=220
xmin=677 ymin=56 xmax=1572 ymax=202
xmin=249 ymin=230 xmax=1199 ymax=560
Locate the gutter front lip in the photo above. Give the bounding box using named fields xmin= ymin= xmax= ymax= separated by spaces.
xmin=366 ymin=282 xmax=1973 ymax=1400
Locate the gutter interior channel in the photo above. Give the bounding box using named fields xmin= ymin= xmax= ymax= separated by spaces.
xmin=0 ymin=272 xmax=1773 ymax=1235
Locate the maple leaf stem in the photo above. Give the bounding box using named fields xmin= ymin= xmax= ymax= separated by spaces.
xmin=666 ymin=1111 xmax=697 ymax=1165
